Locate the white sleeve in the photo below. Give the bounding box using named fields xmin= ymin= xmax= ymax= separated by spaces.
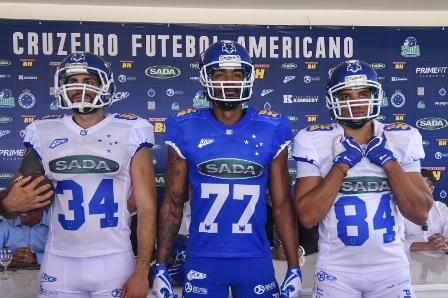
xmin=403 ymin=128 xmax=425 ymax=166
xmin=129 ymin=119 xmax=155 ymax=158
xmin=296 ymin=161 xmax=321 ymax=179
xmin=401 ymin=160 xmax=421 ymax=173
xmin=292 ymin=129 xmax=320 ymax=167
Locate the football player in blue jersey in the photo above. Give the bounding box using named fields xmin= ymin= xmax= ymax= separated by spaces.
xmin=0 ymin=52 xmax=157 ymax=298
xmin=293 ymin=60 xmax=433 ymax=297
xmin=152 ymin=40 xmax=302 ymax=298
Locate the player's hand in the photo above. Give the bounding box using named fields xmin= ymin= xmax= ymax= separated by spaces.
xmin=2 ymin=175 xmax=52 ymax=215
xmin=280 ymin=268 xmax=302 ymax=298
xmin=333 ymin=134 xmax=363 ymax=168
xmin=152 ymin=264 xmax=178 ymax=298
xmin=271 ymin=245 xmax=286 ymax=260
xmin=365 ymin=131 xmax=397 ymax=167
xmin=121 ymin=270 xmax=149 ymax=298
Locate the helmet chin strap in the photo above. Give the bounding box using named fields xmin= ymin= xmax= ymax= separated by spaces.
xmin=73 ymin=107 xmax=100 ymax=115
xmin=337 ymin=118 xmax=372 ymax=129
xmin=211 ymin=100 xmax=243 ymax=111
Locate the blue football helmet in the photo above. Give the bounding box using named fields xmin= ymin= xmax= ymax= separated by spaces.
xmin=54 ymin=52 xmax=116 ymax=113
xmin=199 ymin=40 xmax=254 ymax=108
xmin=326 ymin=60 xmax=383 ymax=128
xmin=0 ymin=89 xmax=12 ymax=99
xmin=404 ymin=36 xmax=417 ymax=47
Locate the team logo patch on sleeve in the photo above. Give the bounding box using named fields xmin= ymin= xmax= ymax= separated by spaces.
xmin=258 ymin=109 xmax=280 ymax=118
xmin=115 ymin=113 xmax=138 ymax=120
xmin=385 ymin=122 xmax=411 ymax=131
xmin=41 ymin=114 xmax=64 ymax=119
xmin=306 ymin=124 xmax=333 ymax=131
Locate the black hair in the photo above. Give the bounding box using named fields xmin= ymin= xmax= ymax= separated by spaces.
xmin=421 ymin=169 xmax=436 ymax=187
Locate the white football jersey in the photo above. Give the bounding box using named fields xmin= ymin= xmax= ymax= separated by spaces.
xmin=24 ymin=113 xmax=154 ymax=258
xmin=293 ymin=120 xmax=424 ymax=273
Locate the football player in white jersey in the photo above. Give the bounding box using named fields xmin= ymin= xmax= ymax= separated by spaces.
xmin=152 ymin=40 xmax=301 ymax=298
xmin=0 ymin=52 xmax=157 ymax=298
xmin=293 ymin=60 xmax=433 ymax=298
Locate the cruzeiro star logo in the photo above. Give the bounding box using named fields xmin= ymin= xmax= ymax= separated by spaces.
xmin=345 ymin=60 xmax=362 ymax=73
xmin=71 ymin=52 xmax=86 ymax=62
xmin=221 ymin=41 xmax=237 ymax=54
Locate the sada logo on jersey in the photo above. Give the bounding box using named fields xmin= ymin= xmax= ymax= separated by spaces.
xmin=197 ymin=158 xmax=263 ymax=179
xmin=416 ymin=117 xmax=448 ymax=130
xmin=155 ymin=173 xmax=165 ymax=187
xmin=49 ymin=155 xmax=119 ymax=173
xmin=339 ymin=177 xmax=391 ymax=194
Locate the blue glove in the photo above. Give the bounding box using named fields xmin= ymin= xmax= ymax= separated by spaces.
xmin=365 ymin=131 xmax=397 ymax=167
xmin=280 ymin=268 xmax=302 ymax=298
xmin=333 ymin=134 xmax=363 ymax=168
xmin=152 ymin=264 xmax=178 ymax=298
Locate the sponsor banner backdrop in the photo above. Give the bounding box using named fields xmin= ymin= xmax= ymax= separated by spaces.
xmin=0 ymin=20 xmax=447 ymax=205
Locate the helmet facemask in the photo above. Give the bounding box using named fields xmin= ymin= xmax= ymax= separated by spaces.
xmin=54 ymin=52 xmax=115 ymax=114
xmin=199 ymin=41 xmax=255 ymax=110
xmin=325 ymin=60 xmax=384 ymax=129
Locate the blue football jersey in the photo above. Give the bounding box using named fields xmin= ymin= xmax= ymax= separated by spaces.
xmin=165 ymin=108 xmax=292 ymax=258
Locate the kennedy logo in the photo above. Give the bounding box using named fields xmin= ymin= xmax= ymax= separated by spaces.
xmin=283 ymin=95 xmax=318 ymax=103
xmin=145 ymin=65 xmax=181 ymax=79
xmin=197 ymin=158 xmax=263 ymax=179
xmin=49 ymin=155 xmax=119 ymax=173
xmin=18 ymin=75 xmax=38 ymax=80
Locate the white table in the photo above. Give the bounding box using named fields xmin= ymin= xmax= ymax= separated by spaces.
xmin=1 ymin=251 xmax=447 ymax=297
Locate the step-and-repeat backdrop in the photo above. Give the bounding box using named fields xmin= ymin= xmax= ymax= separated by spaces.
xmin=0 ymin=20 xmax=447 ymax=206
